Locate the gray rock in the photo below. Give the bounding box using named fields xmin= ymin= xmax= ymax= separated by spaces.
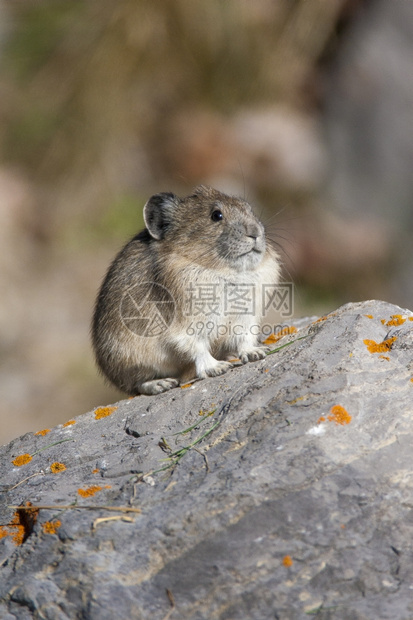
xmin=1 ymin=300 xmax=413 ymax=619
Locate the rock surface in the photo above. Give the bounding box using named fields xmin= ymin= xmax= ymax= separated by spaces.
xmin=1 ymin=299 xmax=413 ymax=620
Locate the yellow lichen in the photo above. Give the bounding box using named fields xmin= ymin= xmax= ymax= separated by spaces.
xmin=78 ymin=485 xmax=111 ymax=497
xmin=263 ymin=326 xmax=297 ymax=346
xmin=94 ymin=406 xmax=117 ymax=420
xmin=78 ymin=485 xmax=103 ymax=497
xmin=378 ymin=355 xmax=390 ymax=361
xmin=35 ymin=429 xmax=51 ymax=436
xmin=50 ymin=462 xmax=66 ymax=474
xmin=180 ymin=383 xmax=192 ymax=389
xmin=63 ymin=420 xmax=76 ymax=427
xmin=282 ymin=555 xmax=293 ymax=567
xmin=385 ymin=314 xmax=406 ymax=326
xmin=364 ymin=314 xmax=373 ymax=319
xmin=1 ymin=504 xmax=38 ymax=545
xmin=12 ymin=453 xmax=32 ymax=467
xmin=42 ymin=520 xmax=61 ymax=535
xmin=363 ymin=337 xmax=397 ymax=354
xmin=327 ymin=405 xmax=352 ymax=425
xmin=11 ymin=526 xmax=25 ymax=545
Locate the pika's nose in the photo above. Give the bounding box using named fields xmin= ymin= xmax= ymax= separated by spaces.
xmin=246 ymin=223 xmax=262 ymax=239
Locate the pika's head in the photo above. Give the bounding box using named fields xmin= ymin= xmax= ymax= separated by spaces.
xmin=143 ymin=186 xmax=267 ymax=272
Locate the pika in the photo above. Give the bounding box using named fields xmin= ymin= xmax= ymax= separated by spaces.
xmin=92 ymin=186 xmax=280 ymax=395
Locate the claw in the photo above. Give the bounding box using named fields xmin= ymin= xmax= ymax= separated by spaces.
xmin=198 ymin=360 xmax=232 ymax=379
xmin=239 ymin=347 xmax=268 ymax=364
xmin=139 ymin=378 xmax=179 ymax=395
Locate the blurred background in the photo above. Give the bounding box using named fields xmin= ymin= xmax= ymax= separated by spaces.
xmin=1 ymin=0 xmax=412 ymax=445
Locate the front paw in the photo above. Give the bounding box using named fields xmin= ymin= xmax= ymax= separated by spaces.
xmin=198 ymin=360 xmax=232 ymax=379
xmin=239 ymin=346 xmax=269 ymax=364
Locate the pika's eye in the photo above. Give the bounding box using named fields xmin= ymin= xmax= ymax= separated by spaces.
xmin=211 ymin=209 xmax=223 ymax=222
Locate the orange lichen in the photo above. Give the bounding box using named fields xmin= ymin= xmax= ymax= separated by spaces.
xmin=282 ymin=555 xmax=293 ymax=567
xmin=317 ymin=416 xmax=326 ymax=424
xmin=263 ymin=326 xmax=297 ymax=346
xmin=10 ymin=524 xmax=25 ymax=545
xmin=314 ymin=316 xmax=327 ymax=324
xmin=327 ymin=405 xmax=352 ymax=425
xmin=94 ymin=406 xmax=117 ymax=420
xmin=378 ymin=355 xmax=390 ymax=361
xmin=410 ymin=378 xmax=413 ymax=383
xmin=63 ymin=420 xmax=76 ymax=427
xmin=386 ymin=314 xmax=406 ymax=326
xmin=50 ymin=462 xmax=66 ymax=474
xmin=12 ymin=453 xmax=32 ymax=467
xmin=77 ymin=485 xmax=111 ymax=497
xmin=92 ymin=468 xmax=99 ymax=474
xmin=409 ymin=317 xmax=413 ymax=322
xmin=364 ymin=314 xmax=373 ymax=319
xmin=180 ymin=383 xmax=192 ymax=389
xmin=35 ymin=429 xmax=51 ymax=436
xmin=380 ymin=319 xmax=386 ymax=325
xmin=263 ymin=335 xmax=276 ymax=345
xmin=0 ymin=503 xmax=38 ymax=545
xmin=363 ymin=336 xmax=397 ymax=354
xmin=42 ymin=520 xmax=61 ymax=535
xmin=78 ymin=485 xmax=103 ymax=497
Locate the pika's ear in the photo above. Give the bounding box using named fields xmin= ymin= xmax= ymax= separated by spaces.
xmin=143 ymin=192 xmax=179 ymax=240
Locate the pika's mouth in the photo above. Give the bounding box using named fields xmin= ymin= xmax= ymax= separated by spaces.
xmin=241 ymin=239 xmax=264 ymax=256
xmin=237 ymin=247 xmax=261 ymax=258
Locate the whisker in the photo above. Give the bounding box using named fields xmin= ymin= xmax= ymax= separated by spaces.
xmin=236 ymin=159 xmax=247 ymax=202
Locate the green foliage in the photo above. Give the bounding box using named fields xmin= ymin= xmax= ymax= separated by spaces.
xmin=97 ymin=195 xmax=145 ymax=241
xmin=2 ymin=1 xmax=85 ymax=81
xmin=4 ymin=104 xmax=61 ymax=165
xmin=61 ymin=193 xmax=146 ymax=251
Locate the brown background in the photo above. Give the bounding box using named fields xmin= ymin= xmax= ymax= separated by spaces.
xmin=1 ymin=0 xmax=412 ymax=444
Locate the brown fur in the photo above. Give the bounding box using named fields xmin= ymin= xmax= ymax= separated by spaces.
xmin=92 ymin=186 xmax=280 ymax=395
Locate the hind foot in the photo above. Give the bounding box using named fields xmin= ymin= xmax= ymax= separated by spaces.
xmin=139 ymin=378 xmax=179 ymax=395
